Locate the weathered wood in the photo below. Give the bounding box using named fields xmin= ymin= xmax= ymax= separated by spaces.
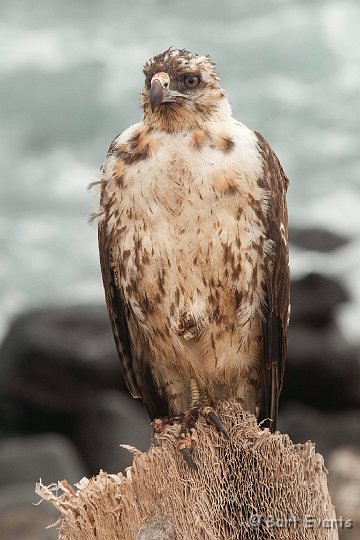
xmin=36 ymin=401 xmax=338 ymax=540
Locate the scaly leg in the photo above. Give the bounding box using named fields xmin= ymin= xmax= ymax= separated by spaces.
xmin=178 ymin=378 xmax=229 ymax=470
xmin=151 ymin=378 xmax=229 ymax=470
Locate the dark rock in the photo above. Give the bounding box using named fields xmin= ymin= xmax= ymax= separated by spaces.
xmin=283 ymin=271 xmax=358 ymax=413
xmin=278 ymin=403 xmax=360 ymax=458
xmin=0 ymin=433 xmax=85 ymax=487
xmin=281 ymin=322 xmax=360 ymax=410
xmin=74 ymin=390 xmax=150 ymax=475
xmin=0 ymin=305 xmax=125 ymax=433
xmin=0 ymin=434 xmax=80 ymax=539
xmin=0 ymin=305 xmax=163 ymax=477
xmin=290 ymin=273 xmax=349 ymax=326
xmin=0 ymin=486 xmax=58 ymax=540
xmin=289 ymin=226 xmax=348 ymax=252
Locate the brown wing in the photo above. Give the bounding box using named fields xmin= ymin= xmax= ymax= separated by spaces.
xmin=255 ymin=132 xmax=290 ymax=432
xmin=98 ymin=222 xmax=169 ymax=420
xmin=97 ymin=143 xmax=168 ymax=420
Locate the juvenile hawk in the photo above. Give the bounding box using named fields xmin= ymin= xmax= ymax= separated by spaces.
xmin=96 ymin=48 xmax=290 ymax=466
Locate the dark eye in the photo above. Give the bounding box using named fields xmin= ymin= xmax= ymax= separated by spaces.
xmin=184 ymin=75 xmax=200 ymax=89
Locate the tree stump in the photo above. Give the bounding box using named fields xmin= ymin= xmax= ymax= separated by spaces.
xmin=36 ymin=401 xmax=339 ymax=539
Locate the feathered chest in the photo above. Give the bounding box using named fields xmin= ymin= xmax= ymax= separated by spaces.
xmin=100 ymin=123 xmax=270 ymax=315
xmin=104 ymin=125 xmax=263 ymax=229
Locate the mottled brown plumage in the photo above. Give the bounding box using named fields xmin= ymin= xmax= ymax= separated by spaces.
xmin=96 ymin=48 xmax=290 ymax=433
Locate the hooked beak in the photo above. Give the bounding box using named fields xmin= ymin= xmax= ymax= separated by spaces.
xmin=150 ymin=77 xmax=188 ymax=112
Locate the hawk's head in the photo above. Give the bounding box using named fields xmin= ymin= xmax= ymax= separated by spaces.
xmin=141 ymin=48 xmax=231 ymax=131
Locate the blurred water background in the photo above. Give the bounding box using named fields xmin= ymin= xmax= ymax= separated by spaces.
xmin=1 ymin=0 xmax=359 ymax=343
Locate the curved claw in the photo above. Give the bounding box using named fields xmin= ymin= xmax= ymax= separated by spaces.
xmin=206 ymin=411 xmax=230 ymax=439
xmin=180 ymin=448 xmax=198 ymax=471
